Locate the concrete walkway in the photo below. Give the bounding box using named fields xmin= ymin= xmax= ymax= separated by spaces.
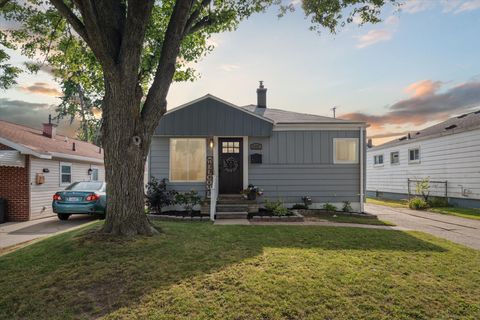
xmin=0 ymin=215 xmax=97 ymax=251
xmin=365 ymin=203 xmax=480 ymax=250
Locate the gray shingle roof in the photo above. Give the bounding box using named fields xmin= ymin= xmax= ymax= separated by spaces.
xmin=371 ymin=109 xmax=480 ymax=150
xmin=241 ymin=104 xmax=364 ymax=124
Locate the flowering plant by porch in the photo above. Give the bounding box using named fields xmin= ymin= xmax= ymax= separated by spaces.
xmin=240 ymin=184 xmax=263 ymax=200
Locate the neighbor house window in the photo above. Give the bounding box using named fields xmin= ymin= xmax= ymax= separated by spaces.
xmin=90 ymin=167 xmax=99 ymax=181
xmin=374 ymin=154 xmax=384 ymax=165
xmin=409 ymin=148 xmax=420 ymax=163
xmin=333 ymin=138 xmax=358 ymax=164
xmin=170 ymin=138 xmax=206 ymax=182
xmin=390 ymin=151 xmax=399 ymax=165
xmin=60 ymin=162 xmax=72 ymax=185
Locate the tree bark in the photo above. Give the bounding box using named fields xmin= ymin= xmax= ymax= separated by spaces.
xmin=99 ymin=78 xmax=157 ymax=236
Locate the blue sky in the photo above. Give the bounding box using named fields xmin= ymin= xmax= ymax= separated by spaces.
xmin=1 ymin=0 xmax=480 ymax=144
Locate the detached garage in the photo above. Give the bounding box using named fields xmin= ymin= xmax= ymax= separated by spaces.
xmin=0 ymin=118 xmax=105 ymax=222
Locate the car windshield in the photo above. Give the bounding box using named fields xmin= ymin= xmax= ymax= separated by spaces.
xmin=66 ymin=182 xmax=103 ymax=191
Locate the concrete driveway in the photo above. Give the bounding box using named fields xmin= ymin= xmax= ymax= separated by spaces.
xmin=365 ymin=203 xmax=480 ymax=250
xmin=0 ymin=215 xmax=97 ymax=251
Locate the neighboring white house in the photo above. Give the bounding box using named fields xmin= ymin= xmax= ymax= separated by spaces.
xmin=366 ymin=110 xmax=480 ymax=208
xmin=0 ymin=118 xmax=105 ymax=221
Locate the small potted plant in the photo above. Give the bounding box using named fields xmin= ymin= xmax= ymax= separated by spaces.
xmin=240 ymin=184 xmax=263 ymax=200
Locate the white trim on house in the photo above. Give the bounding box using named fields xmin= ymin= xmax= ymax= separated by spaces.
xmin=50 ymin=152 xmax=103 ymax=164
xmin=0 ymin=137 xmax=50 ymax=159
xmin=243 ymin=136 xmax=248 ymax=189
xmin=332 ymin=138 xmax=359 ymax=164
xmin=164 ymin=94 xmax=275 ymax=124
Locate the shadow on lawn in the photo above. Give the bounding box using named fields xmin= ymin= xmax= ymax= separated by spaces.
xmin=0 ymin=222 xmax=447 ymax=319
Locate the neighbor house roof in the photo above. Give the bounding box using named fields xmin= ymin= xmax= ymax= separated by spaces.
xmin=370 ymin=109 xmax=480 ymax=150
xmin=0 ymin=120 xmax=103 ymax=163
xmin=241 ymin=104 xmax=365 ymax=124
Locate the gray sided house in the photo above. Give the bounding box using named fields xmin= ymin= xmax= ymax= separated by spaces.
xmin=149 ymin=83 xmax=367 ymax=217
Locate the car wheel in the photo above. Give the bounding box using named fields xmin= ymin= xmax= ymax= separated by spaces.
xmin=57 ymin=213 xmax=71 ymax=221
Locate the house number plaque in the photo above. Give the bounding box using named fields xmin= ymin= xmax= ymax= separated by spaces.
xmin=250 ymin=143 xmax=262 ymax=150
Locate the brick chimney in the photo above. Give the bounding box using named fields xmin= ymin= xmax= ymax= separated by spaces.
xmin=42 ymin=114 xmax=57 ymax=139
xmin=257 ymin=81 xmax=267 ymax=108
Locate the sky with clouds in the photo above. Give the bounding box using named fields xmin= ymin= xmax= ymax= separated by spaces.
xmin=1 ymin=0 xmax=480 ymax=145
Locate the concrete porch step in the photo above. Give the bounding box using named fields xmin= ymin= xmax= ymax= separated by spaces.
xmin=215 ymin=211 xmax=248 ymax=219
xmin=216 ymin=204 xmax=249 ymax=212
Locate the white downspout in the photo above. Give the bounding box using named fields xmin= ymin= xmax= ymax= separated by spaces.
xmin=360 ymin=126 xmax=364 ymax=213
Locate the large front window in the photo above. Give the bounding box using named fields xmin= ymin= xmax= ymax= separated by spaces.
xmin=333 ymin=138 xmax=359 ymax=164
xmin=170 ymin=138 xmax=206 ymax=182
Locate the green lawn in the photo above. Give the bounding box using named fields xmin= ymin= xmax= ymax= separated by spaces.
xmin=429 ymin=207 xmax=480 ymax=220
xmin=367 ymin=197 xmax=480 ymax=220
xmin=303 ymin=212 xmax=395 ymax=226
xmin=366 ymin=197 xmax=408 ymax=208
xmin=1 ymin=221 xmax=480 ymax=319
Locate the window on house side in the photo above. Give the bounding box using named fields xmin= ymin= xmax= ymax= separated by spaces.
xmin=91 ymin=168 xmax=99 ymax=181
xmin=334 ymin=138 xmax=358 ymax=164
xmin=170 ymin=138 xmax=206 ymax=182
xmin=374 ymin=155 xmax=384 ymax=165
xmin=390 ymin=152 xmax=399 ymax=164
xmin=60 ymin=163 xmax=72 ymax=185
xmin=409 ymin=148 xmax=420 ymax=163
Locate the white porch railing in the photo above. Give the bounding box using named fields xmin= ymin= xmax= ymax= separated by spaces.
xmin=210 ymin=175 xmax=218 ymax=221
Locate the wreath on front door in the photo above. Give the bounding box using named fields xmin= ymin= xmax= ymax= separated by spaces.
xmin=223 ymin=157 xmax=239 ymax=173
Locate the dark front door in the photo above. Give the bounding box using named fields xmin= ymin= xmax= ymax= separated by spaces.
xmin=219 ymin=138 xmax=243 ymax=194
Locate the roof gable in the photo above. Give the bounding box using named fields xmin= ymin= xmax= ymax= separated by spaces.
xmin=155 ymin=95 xmax=274 ymax=136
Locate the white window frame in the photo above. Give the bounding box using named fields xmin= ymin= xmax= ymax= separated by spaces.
xmin=390 ymin=151 xmax=400 ymax=165
xmin=59 ymin=162 xmax=72 ymax=186
xmin=90 ymin=166 xmax=99 ymax=181
xmin=169 ymin=138 xmax=207 ymax=182
xmin=408 ymin=148 xmax=421 ymax=164
xmin=333 ymin=138 xmax=359 ymax=164
xmin=373 ymin=154 xmax=384 ymax=166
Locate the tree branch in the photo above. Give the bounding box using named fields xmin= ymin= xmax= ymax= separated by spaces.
xmin=141 ymin=0 xmax=194 ymax=131
xmin=183 ymin=0 xmax=211 ymax=36
xmin=186 ymin=16 xmax=216 ymax=35
xmin=119 ymin=0 xmax=155 ymax=83
xmin=49 ymin=0 xmax=89 ymax=43
xmin=66 ymin=0 xmax=118 ymax=75
xmin=0 ymin=0 xmax=10 ymax=9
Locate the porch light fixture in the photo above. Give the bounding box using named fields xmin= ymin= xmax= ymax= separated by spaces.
xmin=209 ymin=138 xmax=214 ymax=149
xmin=87 ymin=168 xmax=93 ymax=175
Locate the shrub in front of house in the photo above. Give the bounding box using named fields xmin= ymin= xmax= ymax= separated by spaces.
xmin=175 ymin=190 xmax=202 ymax=216
xmin=408 ymin=197 xmax=429 ymax=210
xmin=323 ymin=203 xmax=337 ymax=213
xmin=342 ymin=201 xmax=353 ymax=213
xmin=264 ymin=199 xmax=290 ymax=216
xmin=145 ymin=178 xmax=177 ymax=214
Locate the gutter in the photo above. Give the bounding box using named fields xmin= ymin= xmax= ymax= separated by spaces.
xmin=0 ymin=137 xmax=51 ymax=159
xmin=50 ymin=152 xmax=104 ymax=164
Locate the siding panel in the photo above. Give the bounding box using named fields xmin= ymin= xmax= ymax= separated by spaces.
xmin=367 ymin=129 xmax=480 ymax=200
xmin=29 ymin=158 xmax=105 ymax=219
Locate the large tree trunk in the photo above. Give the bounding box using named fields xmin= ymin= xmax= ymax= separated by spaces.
xmin=99 ymin=79 xmax=157 ymax=236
